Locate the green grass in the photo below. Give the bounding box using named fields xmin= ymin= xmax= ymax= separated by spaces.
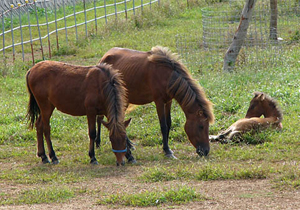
xmin=97 ymin=186 xmax=205 ymax=207
xmin=0 ymin=0 xmax=300 ymax=208
xmin=1 ymin=186 xmax=76 ymax=205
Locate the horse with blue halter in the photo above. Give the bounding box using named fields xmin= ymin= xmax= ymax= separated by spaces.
xmin=210 ymin=92 xmax=283 ymax=142
xmin=26 ymin=61 xmax=129 ymax=166
xmin=97 ymin=46 xmax=214 ymax=160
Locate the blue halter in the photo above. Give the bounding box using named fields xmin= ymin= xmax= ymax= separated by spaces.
xmin=112 ymin=148 xmax=127 ymax=153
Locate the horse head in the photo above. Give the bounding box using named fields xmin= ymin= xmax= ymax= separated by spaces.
xmin=245 ymin=92 xmax=282 ymax=120
xmin=184 ymin=108 xmax=210 ymax=157
xmin=102 ymin=118 xmax=131 ymax=166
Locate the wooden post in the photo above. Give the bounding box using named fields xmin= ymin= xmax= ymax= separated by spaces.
xmin=223 ymin=0 xmax=257 ymax=72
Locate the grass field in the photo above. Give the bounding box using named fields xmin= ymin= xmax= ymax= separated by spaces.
xmin=0 ymin=0 xmax=300 ymax=209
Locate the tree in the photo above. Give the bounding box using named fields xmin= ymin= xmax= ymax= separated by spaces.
xmin=223 ymin=0 xmax=257 ymax=72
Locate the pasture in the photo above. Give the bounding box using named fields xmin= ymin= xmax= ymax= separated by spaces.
xmin=1 ymin=0 xmax=300 ymax=209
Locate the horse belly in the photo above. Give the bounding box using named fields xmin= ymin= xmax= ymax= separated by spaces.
xmin=127 ymin=88 xmax=153 ymax=105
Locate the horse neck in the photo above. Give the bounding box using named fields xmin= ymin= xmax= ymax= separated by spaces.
xmin=262 ymin=105 xmax=281 ymax=121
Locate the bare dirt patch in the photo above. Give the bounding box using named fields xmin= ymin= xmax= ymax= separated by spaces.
xmin=1 ymin=173 xmax=299 ymax=210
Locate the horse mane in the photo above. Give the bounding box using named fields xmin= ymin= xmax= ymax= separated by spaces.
xmin=148 ymin=46 xmax=214 ymax=124
xmin=97 ymin=63 xmax=127 ymax=137
xmin=254 ymin=91 xmax=283 ymax=122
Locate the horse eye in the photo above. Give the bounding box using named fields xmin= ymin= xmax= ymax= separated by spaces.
xmin=199 ymin=125 xmax=204 ymax=130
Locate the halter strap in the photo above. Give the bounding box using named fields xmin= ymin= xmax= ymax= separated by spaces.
xmin=112 ymin=148 xmax=127 ymax=153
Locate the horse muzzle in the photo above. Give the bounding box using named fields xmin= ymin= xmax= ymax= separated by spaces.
xmin=196 ymin=146 xmax=210 ymax=157
xmin=116 ymin=160 xmax=125 ymax=166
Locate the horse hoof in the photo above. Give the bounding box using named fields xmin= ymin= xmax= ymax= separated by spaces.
xmin=90 ymin=159 xmax=99 ymax=165
xmin=42 ymin=157 xmax=50 ymax=164
xmin=128 ymin=159 xmax=137 ymax=164
xmin=52 ymin=159 xmax=59 ymax=165
xmin=165 ymin=153 xmax=178 ymax=159
xmin=116 ymin=161 xmax=125 ymax=166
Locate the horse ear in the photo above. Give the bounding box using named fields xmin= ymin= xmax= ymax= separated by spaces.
xmin=258 ymin=93 xmax=265 ymax=101
xmin=102 ymin=120 xmax=109 ymax=129
xmin=124 ymin=118 xmax=132 ymax=128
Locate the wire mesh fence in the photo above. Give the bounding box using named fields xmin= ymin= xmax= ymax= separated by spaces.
xmin=0 ymin=0 xmax=159 ymax=64
xmin=176 ymin=0 xmax=300 ymax=72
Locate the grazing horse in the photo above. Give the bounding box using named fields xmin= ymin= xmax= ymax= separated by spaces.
xmin=26 ymin=61 xmax=128 ymax=166
xmin=98 ymin=46 xmax=214 ymax=158
xmin=210 ymin=92 xmax=283 ymax=142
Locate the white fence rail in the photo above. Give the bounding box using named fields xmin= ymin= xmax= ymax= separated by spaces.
xmin=0 ymin=0 xmax=159 ymax=64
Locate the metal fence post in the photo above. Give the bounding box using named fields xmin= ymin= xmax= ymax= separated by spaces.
xmin=72 ymin=0 xmax=78 ymax=41
xmin=114 ymin=0 xmax=117 ymax=20
xmin=10 ymin=4 xmax=15 ymax=62
xmin=141 ymin=0 xmax=143 ymax=13
xmin=33 ymin=0 xmax=44 ymax=60
xmin=54 ymin=0 xmax=59 ymax=51
xmin=133 ymin=0 xmax=135 ymax=15
xmin=26 ymin=0 xmax=35 ymax=64
xmin=44 ymin=0 xmax=51 ymax=58
xmin=104 ymin=0 xmax=107 ymax=24
xmin=93 ymin=0 xmax=97 ymax=34
xmin=83 ymin=0 xmax=88 ymax=37
xmin=18 ymin=3 xmax=25 ymax=61
xmin=125 ymin=0 xmax=127 ymax=19
xmin=62 ymin=0 xmax=68 ymax=45
xmin=1 ymin=11 xmax=5 ymax=64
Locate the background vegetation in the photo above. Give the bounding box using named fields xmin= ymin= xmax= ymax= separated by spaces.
xmin=0 ymin=0 xmax=299 ymax=208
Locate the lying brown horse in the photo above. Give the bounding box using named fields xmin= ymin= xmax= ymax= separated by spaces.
xmin=210 ymin=92 xmax=283 ymax=142
xmin=26 ymin=61 xmax=128 ymax=166
xmin=98 ymin=46 xmax=214 ymax=159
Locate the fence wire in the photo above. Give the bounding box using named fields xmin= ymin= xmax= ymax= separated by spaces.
xmin=176 ymin=0 xmax=300 ymax=72
xmin=1 ymin=0 xmax=159 ymax=64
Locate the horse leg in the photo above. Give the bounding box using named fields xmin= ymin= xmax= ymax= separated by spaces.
xmin=95 ymin=115 xmax=104 ymax=148
xmin=165 ymin=101 xmax=172 ymax=143
xmin=41 ymin=107 xmax=59 ymax=164
xmin=155 ymin=100 xmax=176 ymax=159
xmin=87 ymin=114 xmax=98 ymax=165
xmin=36 ymin=116 xmax=50 ymax=164
xmin=125 ymin=140 xmax=136 ymax=164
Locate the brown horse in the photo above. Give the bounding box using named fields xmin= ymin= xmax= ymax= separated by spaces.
xmin=26 ymin=61 xmax=129 ymax=166
xmin=210 ymin=92 xmax=283 ymax=142
xmin=98 ymin=46 xmax=214 ymax=158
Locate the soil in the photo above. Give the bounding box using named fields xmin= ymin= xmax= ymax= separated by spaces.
xmin=1 ymin=176 xmax=300 ymax=210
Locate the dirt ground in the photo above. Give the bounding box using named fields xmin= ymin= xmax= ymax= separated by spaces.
xmin=1 ymin=177 xmax=300 ymax=210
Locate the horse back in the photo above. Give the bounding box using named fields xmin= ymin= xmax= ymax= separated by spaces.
xmin=100 ymin=48 xmax=173 ymax=105
xmin=27 ymin=60 xmax=107 ymax=116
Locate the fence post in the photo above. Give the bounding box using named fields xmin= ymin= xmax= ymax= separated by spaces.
xmin=1 ymin=11 xmax=6 ymax=65
xmin=93 ymin=0 xmax=97 ymax=34
xmin=54 ymin=0 xmax=59 ymax=51
xmin=44 ymin=0 xmax=51 ymax=58
xmin=10 ymin=4 xmax=15 ymax=62
xmin=72 ymin=0 xmax=78 ymax=41
xmin=133 ymin=0 xmax=135 ymax=15
xmin=18 ymin=3 xmax=25 ymax=61
xmin=104 ymin=0 xmax=107 ymax=24
xmin=125 ymin=0 xmax=127 ymax=19
xmin=83 ymin=0 xmax=88 ymax=37
xmin=114 ymin=0 xmax=117 ymax=20
xmin=141 ymin=0 xmax=143 ymax=13
xmin=62 ymin=0 xmax=68 ymax=45
xmin=33 ymin=0 xmax=44 ymax=60
xmin=26 ymin=0 xmax=35 ymax=65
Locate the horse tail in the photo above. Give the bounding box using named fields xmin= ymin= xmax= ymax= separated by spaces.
xmin=26 ymin=70 xmax=40 ymax=129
